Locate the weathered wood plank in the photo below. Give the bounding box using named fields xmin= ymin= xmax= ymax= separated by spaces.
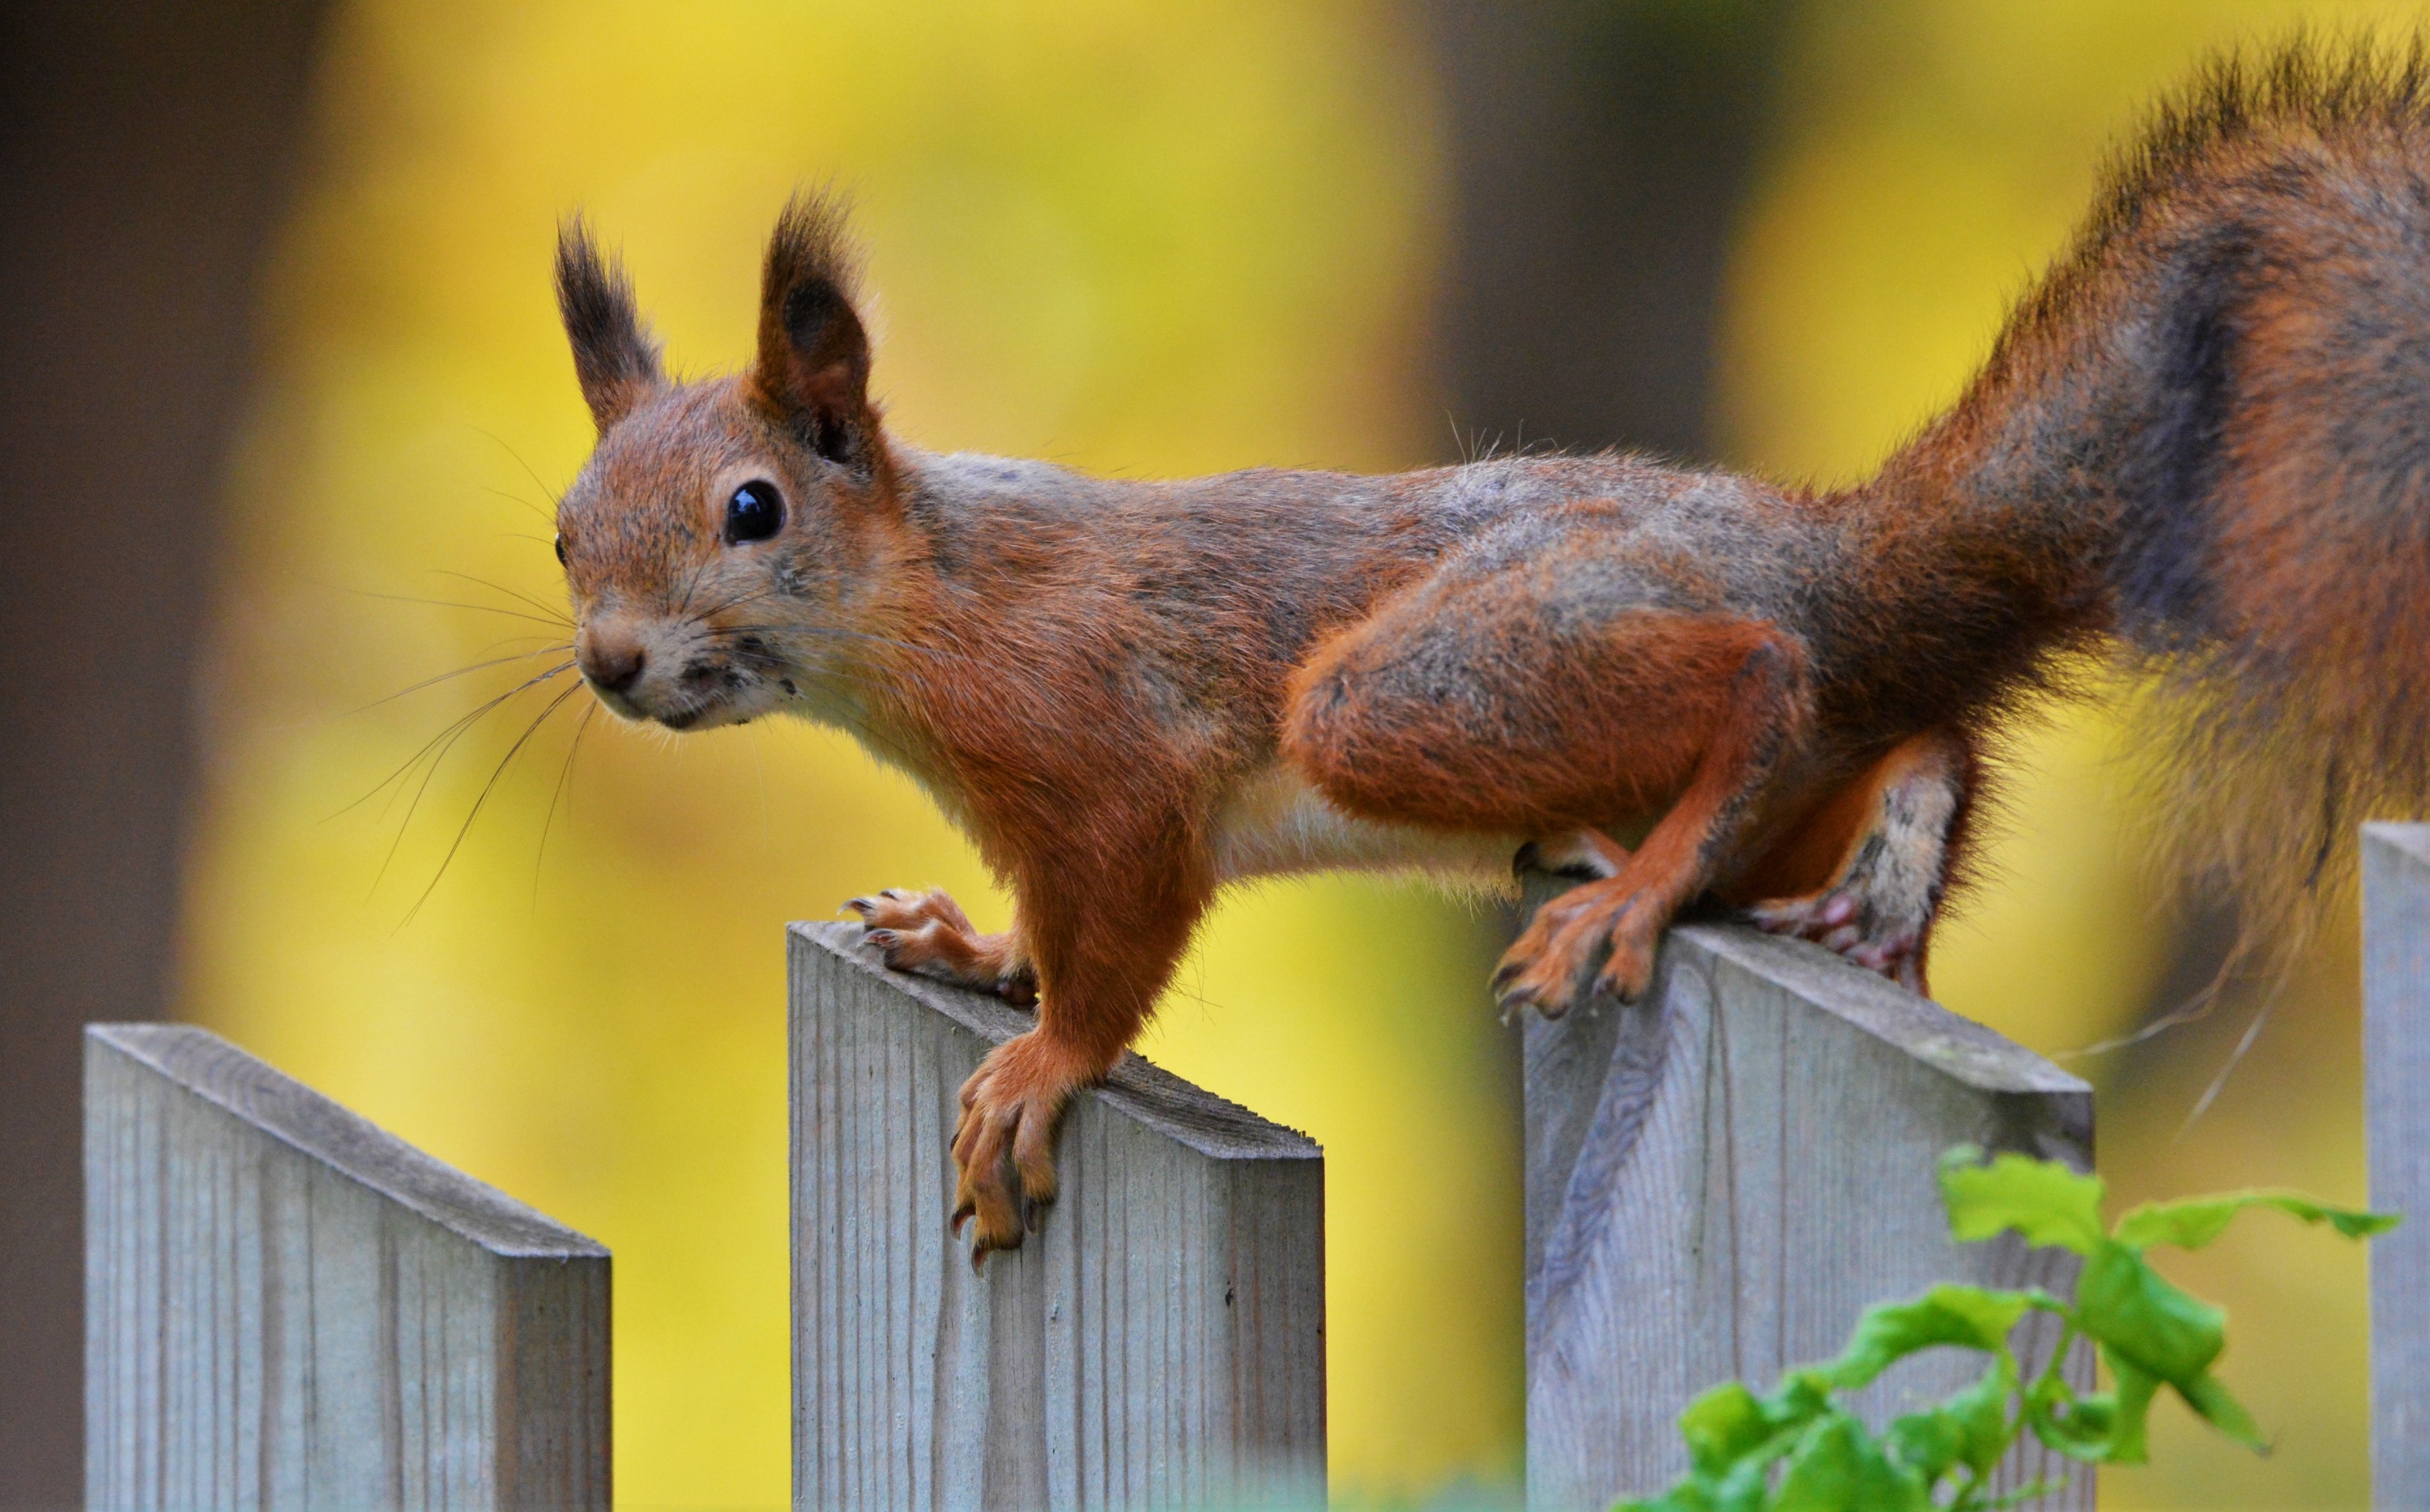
xmin=790 ymin=921 xmax=1326 ymax=1511
xmin=2365 ymin=822 xmax=2430 ymax=1508
xmin=1524 ymin=920 xmax=2095 ymax=1511
xmin=84 ymin=1024 xmax=610 ymax=1511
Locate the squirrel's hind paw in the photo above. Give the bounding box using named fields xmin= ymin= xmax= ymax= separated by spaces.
xmin=1746 ymin=889 xmax=1928 ymax=995
xmin=1493 ymin=877 xmax=1664 ymax=1018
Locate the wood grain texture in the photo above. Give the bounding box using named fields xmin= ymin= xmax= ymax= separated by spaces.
xmin=84 ymin=1024 xmax=609 ymax=1511
xmin=2365 ymin=823 xmax=2430 ymax=1508
xmin=1523 ymin=920 xmax=2095 ymax=1511
xmin=790 ymin=922 xmax=1325 ymax=1511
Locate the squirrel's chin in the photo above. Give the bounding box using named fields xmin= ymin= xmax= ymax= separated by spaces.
xmin=654 ymin=696 xmax=769 ymax=733
xmin=587 ymin=684 xmax=758 ymax=732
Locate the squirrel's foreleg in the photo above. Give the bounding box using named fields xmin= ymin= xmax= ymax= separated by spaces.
xmin=949 ymin=830 xmax=1211 ymax=1263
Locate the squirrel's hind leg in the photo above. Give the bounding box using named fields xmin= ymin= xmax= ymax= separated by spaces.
xmin=1490 ymin=627 xmax=1810 ymax=1015
xmin=1729 ymin=727 xmax=1977 ymax=996
xmin=1285 ymin=599 xmax=1814 ymax=1017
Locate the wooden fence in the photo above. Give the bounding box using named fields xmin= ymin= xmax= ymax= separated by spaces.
xmin=788 ymin=922 xmax=1326 ymax=1510
xmin=89 ymin=831 xmax=2430 ymax=1508
xmin=2366 ymin=822 xmax=2430 ymax=1507
xmin=83 ymin=1024 xmax=609 ymax=1510
xmin=1522 ymin=916 xmax=2091 ymax=1509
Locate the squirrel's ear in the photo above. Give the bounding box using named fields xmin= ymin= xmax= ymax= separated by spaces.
xmin=752 ymin=192 xmax=878 ymax=475
xmin=554 ymin=217 xmax=663 ymax=432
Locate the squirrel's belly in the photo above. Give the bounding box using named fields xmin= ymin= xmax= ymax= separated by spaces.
xmin=1211 ymin=765 xmax=1518 ymax=890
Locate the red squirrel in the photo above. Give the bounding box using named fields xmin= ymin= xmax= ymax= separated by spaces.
xmin=548 ymin=41 xmax=2430 ymax=1260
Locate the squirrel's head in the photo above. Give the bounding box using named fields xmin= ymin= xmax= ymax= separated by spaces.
xmin=550 ymin=194 xmax=897 ymax=731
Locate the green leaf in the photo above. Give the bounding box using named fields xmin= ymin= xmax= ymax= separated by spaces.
xmin=2178 ymin=1370 xmax=2270 ymax=1454
xmin=1679 ymin=1382 xmax=1768 ymax=1474
xmin=2114 ymin=1191 xmax=2402 ymax=1250
xmin=1760 ymin=1369 xmax=1838 ymax=1430
xmin=1827 ymin=1284 xmax=2030 ymax=1388
xmin=2022 ymin=1374 xmax=2117 ymax=1464
xmin=2021 ymin=1361 xmax=2156 ymax=1467
xmin=2095 ymin=1352 xmax=2163 ymax=1466
xmin=1882 ymin=1364 xmax=2018 ymax=1488
xmin=1943 ymin=1354 xmax=2021 ymax=1476
xmin=1884 ymin=1408 xmax=1964 ymax=1484
xmin=1714 ymin=1456 xmax=1779 ymax=1512
xmin=1772 ymin=1413 xmax=1932 ymax=1512
xmin=1988 ymin=1476 xmax=2070 ymax=1510
xmin=2075 ymin=1242 xmax=2224 ymax=1386
xmin=1939 ymin=1147 xmax=2106 ymax=1254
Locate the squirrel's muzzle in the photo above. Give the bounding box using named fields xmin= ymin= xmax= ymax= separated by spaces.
xmin=576 ymin=624 xmax=646 ymax=696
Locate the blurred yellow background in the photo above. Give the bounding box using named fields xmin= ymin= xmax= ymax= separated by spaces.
xmin=176 ymin=1 xmax=2424 ymax=1506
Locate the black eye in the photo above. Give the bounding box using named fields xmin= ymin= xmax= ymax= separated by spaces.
xmin=724 ymin=480 xmax=784 ymax=544
xmin=553 ymin=534 xmax=568 ymax=565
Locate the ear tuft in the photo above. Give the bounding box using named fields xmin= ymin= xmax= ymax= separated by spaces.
xmin=753 ymin=190 xmax=879 ymax=475
xmin=555 ymin=215 xmax=664 ymax=432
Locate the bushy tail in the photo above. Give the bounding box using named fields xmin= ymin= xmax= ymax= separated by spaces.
xmin=1874 ymin=34 xmax=2430 ymax=942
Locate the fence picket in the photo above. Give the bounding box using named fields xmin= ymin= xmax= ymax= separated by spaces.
xmin=83 ymin=1024 xmax=609 ymax=1510
xmin=789 ymin=921 xmax=1328 ymax=1511
xmin=2364 ymin=822 xmax=2430 ymax=1508
xmin=1523 ymin=918 xmax=2095 ymax=1510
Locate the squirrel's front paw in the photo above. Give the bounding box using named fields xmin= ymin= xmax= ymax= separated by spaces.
xmin=1493 ymin=878 xmax=1664 ymax=1017
xmin=844 ymin=888 xmax=1037 ymax=1006
xmin=950 ymin=1031 xmax=1094 ymax=1267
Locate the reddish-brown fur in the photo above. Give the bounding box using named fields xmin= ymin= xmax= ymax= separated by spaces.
xmin=545 ymin=41 xmax=2430 ymax=1259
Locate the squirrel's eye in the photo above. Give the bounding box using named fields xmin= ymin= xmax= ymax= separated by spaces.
xmin=725 ymin=480 xmax=784 ymax=544
xmin=553 ymin=535 xmax=567 ymax=566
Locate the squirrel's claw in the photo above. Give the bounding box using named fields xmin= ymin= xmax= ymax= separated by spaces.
xmin=949 ymin=1032 xmax=1089 ymax=1266
xmin=844 ymin=887 xmax=1039 ymax=1006
xmin=1745 ymin=888 xmax=1929 ymax=995
xmin=841 ymin=890 xmax=916 ymax=921
xmin=1496 ymin=879 xmax=1660 ymax=1018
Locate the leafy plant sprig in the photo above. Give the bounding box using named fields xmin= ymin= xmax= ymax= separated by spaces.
xmin=1618 ymin=1147 xmax=2398 ymax=1512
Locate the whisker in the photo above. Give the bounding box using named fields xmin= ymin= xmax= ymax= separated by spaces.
xmin=675 ymin=553 xmax=714 ymax=618
xmin=481 ymin=484 xmax=556 ymax=526
xmin=684 ymin=581 xmax=786 ymax=623
xmin=347 ymin=644 xmax=573 ymax=714
xmin=347 ymin=586 xmax=571 ymax=631
xmin=432 ymin=569 xmax=575 ymax=628
xmin=473 ymin=428 xmax=566 ymax=515
xmin=403 ymin=677 xmax=586 ymax=925
xmin=336 ymin=661 xmax=576 ymax=824
xmin=534 ymin=700 xmax=600 ymax=903
xmin=361 ymin=670 xmax=578 ymax=904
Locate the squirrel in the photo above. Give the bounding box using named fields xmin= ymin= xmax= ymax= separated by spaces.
xmin=546 ymin=40 xmax=2430 ymax=1262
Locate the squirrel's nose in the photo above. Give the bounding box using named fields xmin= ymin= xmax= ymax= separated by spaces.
xmin=578 ymin=629 xmax=646 ymax=694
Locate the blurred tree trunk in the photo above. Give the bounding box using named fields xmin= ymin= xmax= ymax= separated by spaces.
xmin=0 ymin=2 xmax=327 ymax=1502
xmin=1421 ymin=0 xmax=1799 ymax=1472
xmin=1426 ymin=0 xmax=1797 ymax=460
